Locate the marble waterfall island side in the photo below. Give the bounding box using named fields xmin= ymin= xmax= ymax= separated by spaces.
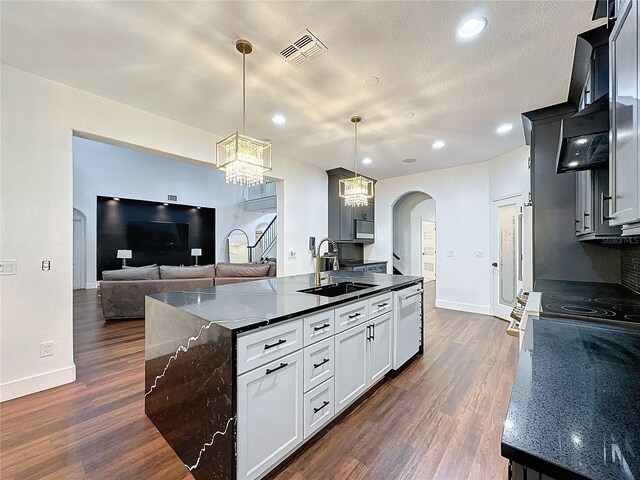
xmin=144 ymin=272 xmax=423 ymax=480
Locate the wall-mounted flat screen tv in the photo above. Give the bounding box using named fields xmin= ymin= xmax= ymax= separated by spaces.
xmin=128 ymin=221 xmax=189 ymax=252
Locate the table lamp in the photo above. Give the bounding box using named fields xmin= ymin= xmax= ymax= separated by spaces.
xmin=117 ymin=249 xmax=132 ymax=268
xmin=191 ymin=248 xmax=202 ymax=266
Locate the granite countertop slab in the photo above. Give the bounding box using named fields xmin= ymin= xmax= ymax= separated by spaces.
xmin=502 ymin=315 xmax=640 ymax=480
xmin=148 ymin=271 xmax=422 ymax=333
xmin=534 ymin=279 xmax=640 ymax=301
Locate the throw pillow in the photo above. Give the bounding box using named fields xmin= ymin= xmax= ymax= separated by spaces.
xmin=159 ymin=265 xmax=215 ymax=279
xmin=102 ymin=266 xmax=160 ymax=281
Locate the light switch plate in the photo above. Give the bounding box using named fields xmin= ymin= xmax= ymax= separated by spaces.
xmin=0 ymin=260 xmax=17 ymax=275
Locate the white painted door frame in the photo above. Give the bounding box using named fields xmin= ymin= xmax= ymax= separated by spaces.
xmin=420 ymin=219 xmax=436 ymax=282
xmin=73 ymin=215 xmax=86 ymax=289
xmin=490 ymin=194 xmax=523 ymax=320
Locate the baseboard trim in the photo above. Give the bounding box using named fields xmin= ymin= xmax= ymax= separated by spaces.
xmin=435 ymin=300 xmax=491 ymax=316
xmin=0 ymin=364 xmax=76 ymax=402
xmin=85 ymin=282 xmax=98 ymax=289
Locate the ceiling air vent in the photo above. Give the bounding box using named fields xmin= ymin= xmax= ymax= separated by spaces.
xmin=279 ymin=29 xmax=327 ymax=67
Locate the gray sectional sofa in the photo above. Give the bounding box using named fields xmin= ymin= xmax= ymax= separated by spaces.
xmin=100 ymin=262 xmax=275 ymax=321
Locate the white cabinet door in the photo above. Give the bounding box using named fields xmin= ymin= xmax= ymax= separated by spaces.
xmin=334 ymin=322 xmax=368 ymax=413
xmin=237 ymin=350 xmax=304 ymax=480
xmin=394 ymin=286 xmax=422 ymax=370
xmin=610 ymin=0 xmax=639 ymax=226
xmin=367 ymin=313 xmax=393 ymax=386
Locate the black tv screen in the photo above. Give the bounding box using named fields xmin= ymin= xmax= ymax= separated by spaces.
xmin=128 ymin=221 xmax=189 ymax=252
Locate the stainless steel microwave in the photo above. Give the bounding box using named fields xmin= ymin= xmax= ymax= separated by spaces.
xmin=354 ymin=219 xmax=374 ymax=240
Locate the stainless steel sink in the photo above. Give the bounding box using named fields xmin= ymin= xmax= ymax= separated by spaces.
xmin=298 ymin=281 xmax=377 ymax=297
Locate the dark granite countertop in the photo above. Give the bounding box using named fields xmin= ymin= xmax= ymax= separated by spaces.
xmin=339 ymin=259 xmax=388 ymax=266
xmin=148 ymin=271 xmax=422 ymax=333
xmin=534 ymin=279 xmax=640 ymax=300
xmin=502 ymin=315 xmax=640 ymax=480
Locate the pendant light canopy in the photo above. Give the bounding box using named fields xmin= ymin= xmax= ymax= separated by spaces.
xmin=339 ymin=115 xmax=374 ymax=207
xmin=216 ymin=39 xmax=272 ymax=186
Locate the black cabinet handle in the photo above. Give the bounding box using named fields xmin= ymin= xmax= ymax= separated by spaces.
xmin=377 ymin=302 xmax=388 ymax=308
xmin=601 ymin=193 xmax=613 ymax=223
xmin=264 ymin=339 xmax=286 ymax=350
xmin=313 ymin=358 xmax=330 ymax=369
xmin=265 ymin=362 xmax=288 ymax=375
xmin=348 ymin=312 xmax=362 ymax=319
xmin=366 ymin=325 xmax=372 ymax=341
xmin=491 ymin=262 xmax=498 ymax=267
xmin=313 ymin=400 xmax=330 ymax=413
xmin=313 ymin=323 xmax=330 ymax=331
xmin=371 ymin=323 xmax=375 ymax=341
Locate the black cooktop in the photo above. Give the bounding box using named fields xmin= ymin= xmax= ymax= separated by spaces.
xmin=537 ymin=279 xmax=640 ymax=327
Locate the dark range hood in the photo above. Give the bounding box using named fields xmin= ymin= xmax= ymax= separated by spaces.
xmin=556 ymin=24 xmax=610 ymax=174
xmin=556 ymin=95 xmax=609 ymax=173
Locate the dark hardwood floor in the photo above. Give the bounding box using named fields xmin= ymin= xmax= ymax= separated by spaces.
xmin=0 ymin=282 xmax=518 ymax=479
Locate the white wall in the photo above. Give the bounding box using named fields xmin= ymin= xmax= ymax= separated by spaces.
xmin=367 ymin=145 xmax=529 ymax=315
xmin=73 ymin=136 xmax=276 ymax=287
xmin=0 ymin=64 xmax=327 ymax=401
xmin=392 ymin=193 xmax=435 ymax=276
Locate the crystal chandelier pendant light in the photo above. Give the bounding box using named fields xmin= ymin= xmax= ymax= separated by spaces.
xmin=339 ymin=116 xmax=374 ymax=207
xmin=216 ymin=39 xmax=272 ymax=187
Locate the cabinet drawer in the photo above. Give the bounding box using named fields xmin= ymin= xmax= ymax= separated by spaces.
xmin=303 ymin=338 xmax=334 ymax=392
xmin=304 ymin=378 xmax=334 ymax=439
xmin=368 ymin=291 xmax=393 ymax=318
xmin=303 ymin=310 xmax=335 ymax=346
xmin=237 ymin=319 xmax=303 ymax=375
xmin=366 ymin=265 xmax=378 ymax=272
xmin=335 ymin=300 xmax=368 ymax=333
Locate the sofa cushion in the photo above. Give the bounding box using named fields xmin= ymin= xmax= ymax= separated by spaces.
xmin=215 ymin=277 xmax=267 ymax=286
xmin=123 ymin=264 xmax=157 ymax=269
xmin=102 ymin=266 xmax=160 ymax=281
xmin=160 ymin=264 xmax=215 ymax=279
xmin=215 ymin=262 xmax=270 ymax=278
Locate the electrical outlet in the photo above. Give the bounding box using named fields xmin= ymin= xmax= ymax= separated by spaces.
xmin=446 ymin=250 xmax=455 ymax=257
xmin=0 ymin=260 xmax=17 ymax=275
xmin=40 ymin=341 xmax=54 ymax=357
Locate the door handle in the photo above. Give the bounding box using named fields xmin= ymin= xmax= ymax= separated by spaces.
xmin=491 ymin=262 xmax=498 ymax=267
xmin=399 ymin=289 xmax=424 ymax=300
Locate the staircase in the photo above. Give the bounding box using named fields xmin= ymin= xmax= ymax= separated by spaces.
xmin=244 ymin=181 xmax=277 ymax=212
xmin=248 ymin=216 xmax=277 ymax=262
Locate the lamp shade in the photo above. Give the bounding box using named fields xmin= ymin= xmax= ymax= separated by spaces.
xmin=116 ymin=249 xmax=132 ymax=259
xmin=191 ymin=248 xmax=202 ymax=256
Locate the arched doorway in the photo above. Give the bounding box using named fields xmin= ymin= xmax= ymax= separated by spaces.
xmin=392 ymin=192 xmax=436 ymax=282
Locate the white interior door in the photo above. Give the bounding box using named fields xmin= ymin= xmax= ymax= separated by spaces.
xmin=420 ymin=220 xmax=436 ymax=282
xmin=491 ymin=196 xmax=522 ymax=320
xmin=73 ymin=218 xmax=85 ymax=289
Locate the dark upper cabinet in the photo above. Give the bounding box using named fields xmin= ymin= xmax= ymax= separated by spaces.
xmin=327 ymin=168 xmax=376 ymax=243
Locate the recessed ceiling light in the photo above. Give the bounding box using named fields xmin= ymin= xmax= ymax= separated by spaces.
xmin=272 ymin=114 xmax=286 ymax=125
xmin=496 ymin=123 xmax=513 ymax=134
xmin=575 ymin=137 xmax=589 ymax=145
xmin=432 ymin=140 xmax=445 ymax=150
xmin=402 ymin=158 xmax=417 ymax=164
xmin=362 ymin=157 xmax=372 ymax=165
xmin=364 ymin=76 xmax=379 ymax=86
xmin=457 ymin=17 xmax=487 ymax=39
xmin=402 ymin=112 xmax=415 ymax=120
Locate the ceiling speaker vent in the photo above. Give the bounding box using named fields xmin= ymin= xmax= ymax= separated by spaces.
xmin=279 ymin=29 xmax=327 ymax=67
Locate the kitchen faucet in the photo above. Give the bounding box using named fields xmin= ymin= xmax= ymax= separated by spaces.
xmin=314 ymin=237 xmax=339 ymax=286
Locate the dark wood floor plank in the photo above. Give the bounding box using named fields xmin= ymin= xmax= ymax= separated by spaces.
xmin=0 ymin=282 xmax=518 ymax=479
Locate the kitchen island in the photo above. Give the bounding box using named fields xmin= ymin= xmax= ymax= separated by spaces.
xmin=144 ymin=271 xmax=423 ymax=480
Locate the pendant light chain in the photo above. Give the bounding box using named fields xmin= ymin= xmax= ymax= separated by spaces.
xmin=242 ymin=49 xmax=246 ymax=134
xmin=354 ymin=120 xmax=358 ymax=176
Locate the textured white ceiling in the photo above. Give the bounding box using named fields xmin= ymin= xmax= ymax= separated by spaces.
xmin=1 ymin=1 xmax=601 ymax=179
